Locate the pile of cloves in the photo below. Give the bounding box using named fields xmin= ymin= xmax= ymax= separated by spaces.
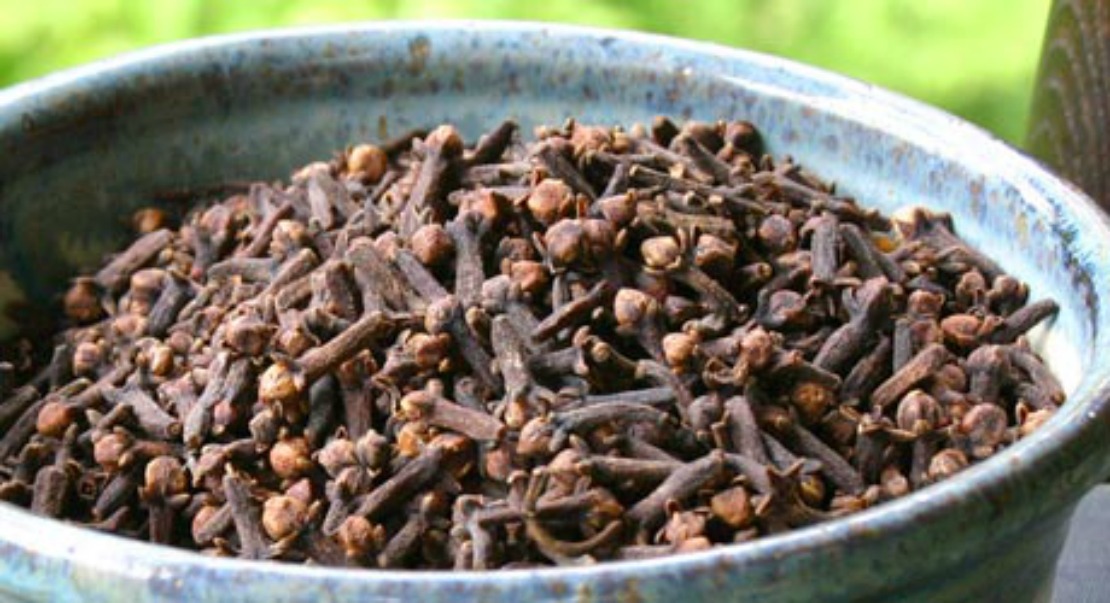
xmin=0 ymin=116 xmax=1065 ymax=569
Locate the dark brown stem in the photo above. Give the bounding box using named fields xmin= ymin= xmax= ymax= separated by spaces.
xmin=893 ymin=208 xmax=1003 ymax=280
xmin=310 ymin=260 xmax=360 ymax=320
xmin=148 ymin=272 xmax=196 ymax=337
xmin=184 ymin=356 xmax=253 ymax=449
xmin=987 ymin=299 xmax=1059 ymax=344
xmin=336 ymin=356 xmax=375 ymax=437
xmin=240 ymin=200 xmax=294 ymax=258
xmin=1009 ymin=346 xmax=1065 ymax=407
xmin=92 ymin=469 xmax=139 ymax=520
xmin=790 ymin=425 xmax=866 ymax=495
xmin=426 ymin=296 xmax=501 ymax=391
xmin=870 ymin=343 xmax=949 ymax=409
xmin=0 ymin=386 xmax=41 ymax=434
xmin=403 ymin=391 xmax=505 ymax=442
xmin=208 ymin=257 xmax=279 ymax=283
xmin=223 ymin=471 xmax=270 ymax=560
xmin=807 ymin=214 xmax=839 ymax=285
xmin=352 ymin=446 xmax=444 ymax=520
xmin=666 ymin=260 xmax=746 ymax=324
xmin=390 ymin=246 xmax=449 ymax=301
xmin=622 ymin=436 xmax=682 ymax=463
xmin=535 ymin=143 xmax=597 ymax=201
xmin=30 ymin=425 xmax=77 ymax=517
xmin=626 ymin=451 xmax=726 ymax=533
xmin=192 ymin=503 xmax=233 ymax=545
xmin=104 ymin=386 xmax=181 ymax=441
xmin=723 ymin=395 xmax=770 ymax=464
xmin=813 ymin=278 xmax=892 ymax=374
xmin=553 ymin=402 xmax=670 ymax=448
xmin=377 ymin=511 xmax=427 ymax=568
xmin=635 ymin=359 xmax=694 ymax=413
xmin=720 ymin=452 xmax=773 ymax=495
xmin=465 ymin=120 xmax=518 ymax=167
xmin=526 ymin=518 xmax=622 ymax=563
xmin=761 ymin=432 xmax=821 ymax=474
xmin=346 ymin=237 xmax=418 ymax=313
xmin=627 ymin=165 xmax=765 ymax=215
xmin=671 ymin=133 xmax=733 ymax=183
xmin=96 ymin=229 xmax=173 ymax=292
xmin=447 ymin=212 xmax=486 ymax=309
xmin=259 ymin=312 xmax=398 ymax=406
xmin=840 ymin=335 xmax=893 ymax=403
xmin=260 ymin=248 xmax=319 ymax=298
xmin=491 ymin=314 xmax=534 ymax=409
xmin=532 ymin=281 xmax=610 ymax=342
xmin=561 ymin=387 xmax=677 ymax=410
xmin=575 ymin=456 xmax=681 ymax=489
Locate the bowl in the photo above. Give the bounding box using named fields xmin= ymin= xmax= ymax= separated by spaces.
xmin=1 ymin=22 xmax=1109 ymax=603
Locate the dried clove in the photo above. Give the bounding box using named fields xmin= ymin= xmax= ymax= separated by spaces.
xmin=0 ymin=116 xmax=1065 ymax=571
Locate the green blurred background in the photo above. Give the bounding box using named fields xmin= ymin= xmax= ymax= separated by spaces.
xmin=0 ymin=0 xmax=1048 ymax=144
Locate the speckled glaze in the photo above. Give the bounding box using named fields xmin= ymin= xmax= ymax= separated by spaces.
xmin=1 ymin=22 xmax=1109 ymax=603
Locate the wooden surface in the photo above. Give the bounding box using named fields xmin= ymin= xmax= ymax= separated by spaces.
xmin=1027 ymin=0 xmax=1110 ymax=210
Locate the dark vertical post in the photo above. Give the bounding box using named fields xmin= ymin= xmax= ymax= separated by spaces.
xmin=1027 ymin=0 xmax=1110 ymax=211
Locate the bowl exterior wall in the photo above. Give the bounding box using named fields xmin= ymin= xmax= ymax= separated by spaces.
xmin=1 ymin=23 xmax=1109 ymax=603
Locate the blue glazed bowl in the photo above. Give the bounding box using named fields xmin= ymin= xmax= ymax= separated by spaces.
xmin=1 ymin=22 xmax=1109 ymax=603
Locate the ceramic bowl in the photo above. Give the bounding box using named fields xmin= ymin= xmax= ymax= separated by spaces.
xmin=1 ymin=22 xmax=1109 ymax=603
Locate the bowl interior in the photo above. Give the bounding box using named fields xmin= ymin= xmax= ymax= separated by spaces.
xmin=1 ymin=22 xmax=1109 ymax=602
xmin=0 ymin=26 xmax=1099 ymax=392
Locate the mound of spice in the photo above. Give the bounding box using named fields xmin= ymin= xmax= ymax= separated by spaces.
xmin=0 ymin=117 xmax=1064 ymax=568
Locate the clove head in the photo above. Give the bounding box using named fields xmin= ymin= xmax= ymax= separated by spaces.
xmin=896 ymin=390 xmax=943 ymax=434
xmin=337 ymin=515 xmax=387 ymax=562
xmin=346 ymin=143 xmax=388 ymax=183
xmin=259 ymin=361 xmax=302 ymax=406
xmin=269 ymin=437 xmax=314 ymax=480
xmin=614 ymin=289 xmax=659 ymax=330
xmin=316 ymin=438 xmax=359 ymax=478
xmin=790 ymin=381 xmax=834 ymax=426
xmin=261 ymin=495 xmax=309 ymax=541
xmin=662 ymin=331 xmax=698 ymax=370
xmin=63 ymin=278 xmax=105 ymax=324
xmin=710 ymin=485 xmax=755 ymax=529
xmin=959 ymin=403 xmax=1009 ymax=458
xmin=694 ymin=234 xmax=736 ymax=276
xmin=36 ymin=401 xmax=78 ymax=438
xmin=509 ymin=261 xmax=549 ymax=298
xmin=410 ymin=224 xmax=455 ymax=268
xmin=527 ymin=179 xmax=573 ymax=226
xmin=517 ymin=416 xmax=556 ymax=458
xmin=141 ymin=456 xmax=188 ymax=502
xmin=927 ymin=448 xmax=969 ymax=482
xmin=641 ymin=236 xmax=681 ymax=271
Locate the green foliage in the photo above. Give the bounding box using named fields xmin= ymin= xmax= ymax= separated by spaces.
xmin=0 ymin=0 xmax=1047 ymax=143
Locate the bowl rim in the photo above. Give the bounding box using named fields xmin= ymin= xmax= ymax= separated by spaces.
xmin=2 ymin=18 xmax=1110 ymax=595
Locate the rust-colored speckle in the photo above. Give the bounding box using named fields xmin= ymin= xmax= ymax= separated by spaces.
xmin=969 ymin=177 xmax=984 ymax=201
xmin=549 ymin=581 xmax=569 ymax=597
xmin=1015 ymin=210 xmax=1030 ymax=245
xmin=409 ymin=35 xmax=431 ymax=74
xmin=618 ymin=578 xmax=644 ymax=603
xmin=377 ymin=115 xmax=389 ymax=142
xmin=711 ymin=555 xmax=731 ymax=590
xmin=576 ymin=582 xmax=594 ymax=603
